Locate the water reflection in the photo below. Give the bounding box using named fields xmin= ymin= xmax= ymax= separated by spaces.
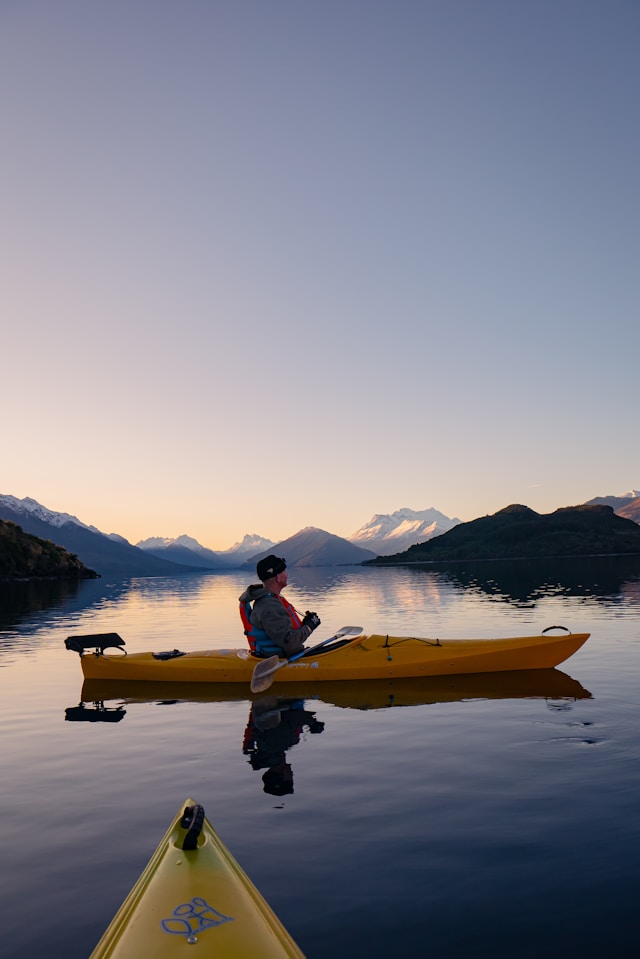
xmin=3 ymin=555 xmax=640 ymax=642
xmin=75 ymin=668 xmax=591 ymax=715
xmin=0 ymin=578 xmax=85 ymax=631
xmin=409 ymin=555 xmax=640 ymax=606
xmin=64 ymin=701 xmax=126 ymax=723
xmin=243 ymin=696 xmax=325 ymax=795
xmin=67 ymin=671 xmax=592 ymax=801
xmin=0 ymin=572 xmax=236 ymax=642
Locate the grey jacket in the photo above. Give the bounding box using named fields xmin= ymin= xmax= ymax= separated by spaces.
xmin=239 ymin=584 xmax=312 ymax=656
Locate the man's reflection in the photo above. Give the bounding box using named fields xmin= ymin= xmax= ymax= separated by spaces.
xmin=242 ymin=696 xmax=324 ymax=795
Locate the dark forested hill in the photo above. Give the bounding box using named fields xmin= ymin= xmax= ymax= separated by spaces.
xmin=0 ymin=520 xmax=98 ymax=580
xmin=365 ymin=504 xmax=640 ymax=564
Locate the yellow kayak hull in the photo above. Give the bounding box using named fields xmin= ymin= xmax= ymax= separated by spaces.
xmin=75 ymin=631 xmax=590 ymax=684
xmin=90 ymin=800 xmax=305 ymax=959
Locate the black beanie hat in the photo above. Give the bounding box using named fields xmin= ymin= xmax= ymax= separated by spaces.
xmin=257 ymin=555 xmax=287 ymax=581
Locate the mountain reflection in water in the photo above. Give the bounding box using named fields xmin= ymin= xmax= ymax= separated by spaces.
xmin=413 ymin=554 xmax=640 ymax=605
xmin=3 ymin=555 xmax=640 ymax=644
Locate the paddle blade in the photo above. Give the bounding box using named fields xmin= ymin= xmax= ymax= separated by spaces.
xmin=252 ymin=695 xmax=284 ymax=729
xmin=250 ymin=656 xmax=282 ymax=694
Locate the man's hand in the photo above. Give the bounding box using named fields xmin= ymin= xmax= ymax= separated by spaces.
xmin=302 ymin=611 xmax=321 ymax=632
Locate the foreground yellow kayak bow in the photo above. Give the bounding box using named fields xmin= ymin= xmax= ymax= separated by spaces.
xmin=90 ymin=800 xmax=306 ymax=959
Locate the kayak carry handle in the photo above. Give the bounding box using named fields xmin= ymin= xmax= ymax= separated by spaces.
xmin=542 ymin=625 xmax=571 ymax=635
xmin=180 ymin=804 xmax=205 ymax=851
xmin=65 ymin=633 xmax=127 ymax=655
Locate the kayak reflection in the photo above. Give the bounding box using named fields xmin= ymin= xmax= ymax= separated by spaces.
xmin=243 ymin=697 xmax=324 ymax=796
xmin=64 ymin=701 xmax=126 ymax=723
xmin=74 ymin=667 xmax=591 ymax=717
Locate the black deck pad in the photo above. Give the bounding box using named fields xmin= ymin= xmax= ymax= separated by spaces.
xmin=65 ymin=633 xmax=126 ymax=654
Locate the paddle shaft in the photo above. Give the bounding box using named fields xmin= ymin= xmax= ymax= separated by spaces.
xmin=250 ymin=627 xmax=362 ymax=693
xmin=281 ymin=633 xmax=341 ymax=666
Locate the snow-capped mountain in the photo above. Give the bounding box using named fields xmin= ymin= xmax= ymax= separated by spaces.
xmin=137 ymin=535 xmax=198 ymax=551
xmin=0 ymin=494 xmax=100 ymax=533
xmin=3 ymin=489 xmax=637 ymax=580
xmin=246 ymin=527 xmax=377 ymax=568
xmin=136 ymin=534 xmax=233 ymax=569
xmin=586 ymin=491 xmax=640 ymax=525
xmin=219 ymin=533 xmax=275 ymax=557
xmin=585 ymin=491 xmax=640 ymax=515
xmin=136 ymin=533 xmax=275 ymax=568
xmin=0 ymin=494 xmax=197 ymax=578
xmin=349 ymin=507 xmax=461 ymax=556
xmin=617 ymin=498 xmax=640 ymax=524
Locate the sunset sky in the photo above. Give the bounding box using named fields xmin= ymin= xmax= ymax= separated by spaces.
xmin=3 ymin=1 xmax=639 ymax=550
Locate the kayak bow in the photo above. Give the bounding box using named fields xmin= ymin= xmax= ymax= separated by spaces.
xmin=89 ymin=800 xmax=306 ymax=958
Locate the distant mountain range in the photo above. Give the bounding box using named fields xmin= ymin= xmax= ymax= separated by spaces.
xmin=367 ymin=503 xmax=640 ymax=564
xmin=0 ymin=495 xmax=198 ymax=578
xmin=243 ymin=527 xmax=377 ymax=569
xmin=135 ymin=533 xmax=274 ymax=570
xmin=136 ymin=508 xmax=460 ymax=563
xmin=1 ymin=492 xmax=639 ymax=579
xmin=0 ymin=496 xmax=461 ymax=577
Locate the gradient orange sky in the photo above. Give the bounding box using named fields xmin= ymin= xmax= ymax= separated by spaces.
xmin=3 ymin=2 xmax=638 ymax=550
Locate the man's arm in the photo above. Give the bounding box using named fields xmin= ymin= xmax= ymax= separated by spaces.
xmin=253 ymin=597 xmax=312 ymax=655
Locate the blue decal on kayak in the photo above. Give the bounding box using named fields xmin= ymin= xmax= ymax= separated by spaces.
xmin=161 ymin=897 xmax=234 ymax=937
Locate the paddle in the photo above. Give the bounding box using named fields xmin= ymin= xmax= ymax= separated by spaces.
xmin=250 ymin=626 xmax=363 ymax=694
xmin=251 ymin=696 xmax=285 ymax=730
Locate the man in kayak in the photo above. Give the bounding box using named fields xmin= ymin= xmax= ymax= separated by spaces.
xmin=239 ymin=554 xmax=321 ymax=657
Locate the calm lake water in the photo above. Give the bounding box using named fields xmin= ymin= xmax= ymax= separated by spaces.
xmin=2 ymin=558 xmax=640 ymax=959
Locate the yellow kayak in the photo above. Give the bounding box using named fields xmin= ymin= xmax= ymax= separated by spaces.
xmin=67 ymin=627 xmax=590 ymax=685
xmin=89 ymin=800 xmax=305 ymax=959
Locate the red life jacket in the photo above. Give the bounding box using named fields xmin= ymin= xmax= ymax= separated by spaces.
xmin=240 ymin=594 xmax=303 ymax=654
